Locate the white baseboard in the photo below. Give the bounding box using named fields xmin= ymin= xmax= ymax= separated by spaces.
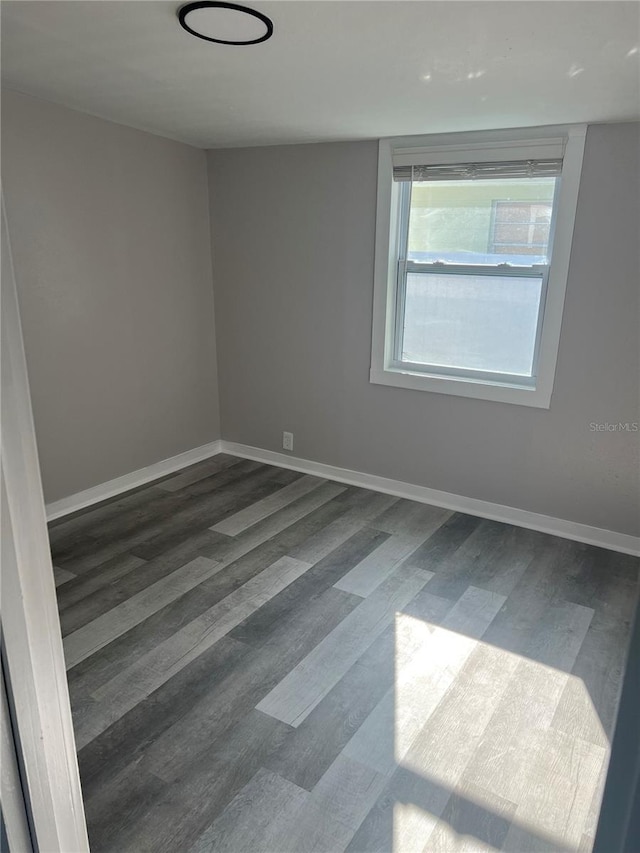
xmin=221 ymin=441 xmax=640 ymax=557
xmin=45 ymin=441 xmax=223 ymax=521
xmin=46 ymin=436 xmax=639 ymax=556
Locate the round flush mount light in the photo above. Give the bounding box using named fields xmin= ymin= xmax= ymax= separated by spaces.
xmin=178 ymin=1 xmax=273 ymax=45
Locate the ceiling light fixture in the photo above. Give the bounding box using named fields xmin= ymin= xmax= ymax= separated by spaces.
xmin=178 ymin=1 xmax=273 ymax=46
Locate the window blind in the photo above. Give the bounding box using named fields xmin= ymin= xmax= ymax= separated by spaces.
xmin=393 ymin=159 xmax=563 ymax=182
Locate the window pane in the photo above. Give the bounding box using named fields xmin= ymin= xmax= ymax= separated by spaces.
xmin=407 ymin=178 xmax=556 ymax=265
xmin=401 ymin=273 xmax=542 ymax=376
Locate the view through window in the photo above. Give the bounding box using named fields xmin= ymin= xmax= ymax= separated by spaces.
xmin=400 ymin=176 xmax=557 ymax=378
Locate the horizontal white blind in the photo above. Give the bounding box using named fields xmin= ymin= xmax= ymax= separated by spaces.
xmin=392 ymin=136 xmax=566 ymax=167
xmin=393 ymin=159 xmax=563 ymax=182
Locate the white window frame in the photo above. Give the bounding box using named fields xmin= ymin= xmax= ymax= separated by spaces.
xmin=370 ymin=124 xmax=587 ymax=408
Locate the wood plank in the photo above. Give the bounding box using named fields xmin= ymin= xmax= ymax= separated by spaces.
xmin=501 ymin=729 xmax=606 ymax=852
xmin=580 ymin=756 xmax=610 ymax=843
xmin=112 ymin=710 xmax=292 ymax=853
xmin=287 ymin=491 xmax=398 ymax=564
xmin=463 ymin=600 xmax=594 ymax=806
xmin=431 ymin=647 xmax=527 ymax=814
xmin=56 ymin=552 xmax=146 ymax=613
xmin=82 ymin=763 xmax=167 ymax=853
xmin=47 ymin=482 xmax=169 ymax=543
xmin=266 ymin=584 xmax=452 ymax=790
xmin=348 ymin=772 xmax=519 ymax=853
xmin=479 ymin=535 xmax=586 ymax=660
xmin=155 ymin=454 xmax=241 ymax=493
xmin=65 ymin=530 xmax=236 ymax=695
xmin=203 ymin=480 xmax=346 ymax=569
xmin=552 ymin=549 xmax=639 ymax=743
xmin=120 ymin=465 xmax=300 ymax=560
xmin=76 ymin=556 xmax=313 ymax=748
xmin=63 ymin=555 xmax=223 ymax=669
xmin=343 ymin=586 xmax=506 ymax=775
xmin=86 ymin=537 xmax=291 ymax=669
xmin=52 ymin=535 xmax=136 ymax=576
xmin=402 ymin=511 xmax=483 ymax=575
xmin=182 ymin=459 xmax=291 ymax=497
xmin=418 ymin=518 xmax=538 ymax=601
xmin=59 ymin=464 xmax=292 ymax=572
xmin=334 ymin=533 xmax=430 ymax=598
xmin=348 ymin=641 xmax=521 ymax=853
xmin=53 ymin=566 xmax=75 ymax=586
xmin=83 ymin=490 xmax=193 ymax=543
xmin=50 ymin=488 xmax=198 ymax=563
xmin=144 ymin=586 xmax=361 ymax=784
xmin=263 ymin=801 xmax=357 ymax=853
xmin=263 ymin=624 xmax=398 ymax=791
xmin=550 ymin=672 xmax=609 ymax=750
xmin=427 ymin=780 xmax=517 ymax=853
xmin=189 ymin=767 xmax=309 ymax=853
xmin=256 ymin=563 xmax=434 ymax=727
xmin=524 ymin=598 xmax=595 ymax=672
xmin=102 ymin=481 xmax=346 ymax=607
xmin=59 ymin=557 xmax=160 ymax=640
xmin=552 ymin=543 xmax=639 ymax=612
xmin=370 ymin=499 xmax=452 ymax=536
xmin=311 ymin=753 xmax=388 ymax=830
xmin=346 ymin=765 xmax=449 ymax=853
xmin=60 ymin=580 xmax=129 ymax=637
xmin=77 ymin=636 xmax=249 ymax=792
xmin=211 ymin=474 xmax=326 ymax=536
xmin=228 ymin=526 xmax=389 ymax=645
xmin=579 ymin=832 xmax=596 ymax=853
xmin=257 ymin=755 xmax=389 ymax=853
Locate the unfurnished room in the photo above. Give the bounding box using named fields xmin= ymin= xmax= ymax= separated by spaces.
xmin=1 ymin=2 xmax=639 ymax=852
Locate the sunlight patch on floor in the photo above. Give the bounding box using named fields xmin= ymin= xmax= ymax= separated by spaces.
xmin=392 ymin=610 xmax=608 ymax=853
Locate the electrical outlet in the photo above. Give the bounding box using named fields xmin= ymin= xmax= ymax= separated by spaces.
xmin=282 ymin=431 xmax=294 ymax=452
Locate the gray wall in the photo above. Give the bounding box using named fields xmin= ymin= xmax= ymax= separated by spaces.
xmin=207 ymin=123 xmax=640 ymax=537
xmin=2 ymin=91 xmax=220 ymax=503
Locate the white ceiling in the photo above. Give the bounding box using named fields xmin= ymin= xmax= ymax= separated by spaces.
xmin=2 ymin=1 xmax=639 ymax=149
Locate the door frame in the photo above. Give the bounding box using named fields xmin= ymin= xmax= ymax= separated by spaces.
xmin=1 ymin=193 xmax=89 ymax=852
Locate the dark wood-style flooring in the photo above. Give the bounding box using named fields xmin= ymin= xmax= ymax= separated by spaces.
xmin=49 ymin=454 xmax=640 ymax=853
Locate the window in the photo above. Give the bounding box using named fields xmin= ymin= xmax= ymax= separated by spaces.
xmin=371 ymin=126 xmax=587 ymax=408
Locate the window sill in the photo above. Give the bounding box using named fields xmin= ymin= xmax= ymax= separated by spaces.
xmin=369 ymin=366 xmax=552 ymax=408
